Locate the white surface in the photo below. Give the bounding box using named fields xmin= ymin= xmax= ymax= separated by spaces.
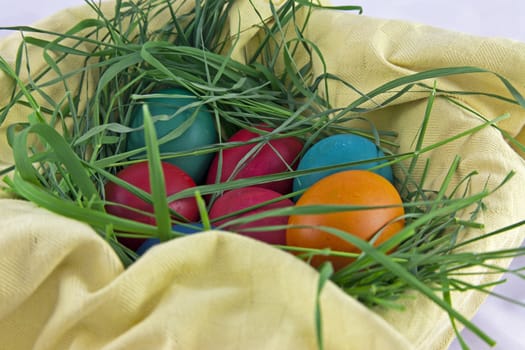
xmin=0 ymin=1 xmax=524 ymax=349
xmin=357 ymin=0 xmax=525 ymax=43
xmin=0 ymin=0 xmax=83 ymax=29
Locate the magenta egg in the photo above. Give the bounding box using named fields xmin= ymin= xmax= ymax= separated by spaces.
xmin=209 ymin=187 xmax=293 ymax=245
xmin=206 ymin=126 xmax=303 ymax=194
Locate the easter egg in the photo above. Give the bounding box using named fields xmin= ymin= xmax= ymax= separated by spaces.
xmin=136 ymin=223 xmax=207 ymax=255
xmin=209 ymin=187 xmax=294 ymax=244
xmin=286 ymin=170 xmax=405 ymax=270
xmin=293 ymin=134 xmax=393 ymax=196
xmin=125 ymin=87 xmax=218 ymax=184
xmin=135 ymin=238 xmax=160 ymax=255
xmin=104 ymin=161 xmax=199 ymax=250
xmin=206 ymin=126 xmax=303 ymax=194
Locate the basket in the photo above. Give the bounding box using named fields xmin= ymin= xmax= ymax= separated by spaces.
xmin=1 ymin=1 xmax=524 ymax=349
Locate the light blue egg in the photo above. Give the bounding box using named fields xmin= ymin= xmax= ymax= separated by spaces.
xmin=293 ymin=134 xmax=393 ymax=196
xmin=126 ymin=87 xmax=218 ymax=184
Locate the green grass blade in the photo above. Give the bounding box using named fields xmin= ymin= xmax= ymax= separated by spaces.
xmin=142 ymin=104 xmax=172 ymax=241
xmin=314 ymin=225 xmax=496 ymax=346
xmin=11 ymin=122 xmax=102 ymax=208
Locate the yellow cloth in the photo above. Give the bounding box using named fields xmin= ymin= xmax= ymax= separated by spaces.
xmin=1 ymin=1 xmax=525 ymax=349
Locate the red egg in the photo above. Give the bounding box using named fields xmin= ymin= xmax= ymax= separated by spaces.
xmin=206 ymin=126 xmax=303 ymax=194
xmin=209 ymin=187 xmax=294 ymax=245
xmin=104 ymin=161 xmax=199 ymax=249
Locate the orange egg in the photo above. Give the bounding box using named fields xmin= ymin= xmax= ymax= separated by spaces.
xmin=286 ymin=170 xmax=405 ymax=270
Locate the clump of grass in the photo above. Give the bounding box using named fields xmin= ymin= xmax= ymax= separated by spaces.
xmin=0 ymin=1 xmax=524 ymax=349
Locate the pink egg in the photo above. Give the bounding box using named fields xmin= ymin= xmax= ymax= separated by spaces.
xmin=206 ymin=126 xmax=303 ymax=194
xmin=209 ymin=187 xmax=294 ymax=245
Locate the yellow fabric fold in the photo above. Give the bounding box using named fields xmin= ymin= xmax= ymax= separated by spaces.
xmin=1 ymin=1 xmax=524 ymax=349
xmin=0 ymin=199 xmax=412 ymax=350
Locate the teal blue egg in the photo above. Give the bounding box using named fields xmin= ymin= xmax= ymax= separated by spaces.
xmin=126 ymin=87 xmax=217 ymax=184
xmin=293 ymin=134 xmax=393 ymax=197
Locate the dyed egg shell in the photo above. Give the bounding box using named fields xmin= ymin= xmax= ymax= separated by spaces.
xmin=293 ymin=134 xmax=393 ymax=196
xmin=104 ymin=161 xmax=199 ymax=250
xmin=136 ymin=223 xmax=208 ymax=255
xmin=209 ymin=187 xmax=294 ymax=245
xmin=125 ymin=87 xmax=218 ymax=184
xmin=286 ymin=170 xmax=405 ymax=271
xmin=206 ymin=127 xmax=303 ymax=194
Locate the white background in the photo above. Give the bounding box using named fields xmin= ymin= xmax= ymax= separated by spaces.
xmin=0 ymin=1 xmax=524 ymax=349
